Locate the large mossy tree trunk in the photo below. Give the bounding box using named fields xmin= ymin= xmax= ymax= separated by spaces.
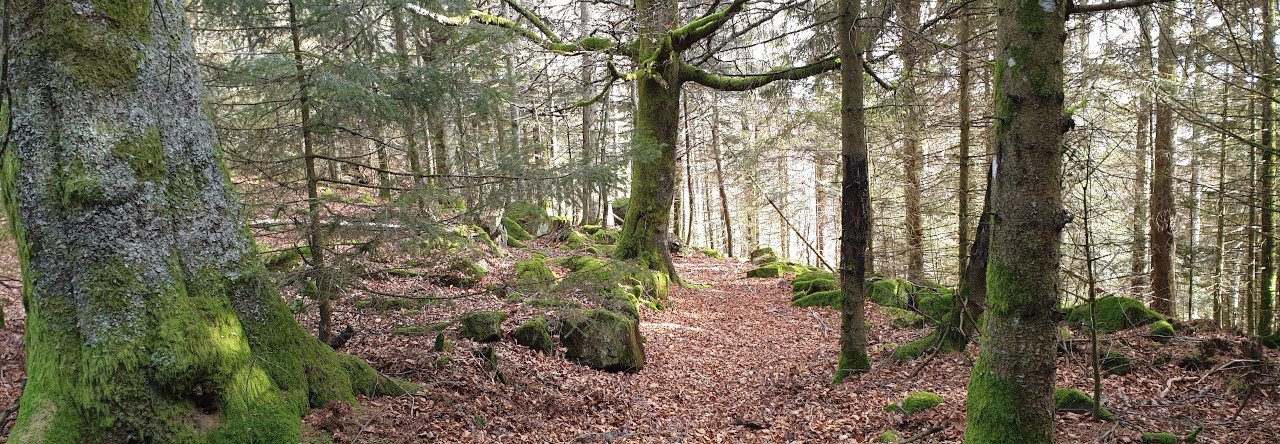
xmin=4 ymin=1 xmax=394 ymax=441
xmin=963 ymin=0 xmax=1068 ymax=442
xmin=833 ymin=0 xmax=871 ymax=385
xmin=612 ymin=0 xmax=681 ymax=280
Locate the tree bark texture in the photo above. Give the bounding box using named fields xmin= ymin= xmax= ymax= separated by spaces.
xmin=833 ymin=0 xmax=871 ymax=384
xmin=613 ymin=0 xmax=681 ymax=280
xmin=964 ymin=0 xmax=1067 ymax=441
xmin=1149 ymin=3 xmax=1177 ymax=318
xmin=1258 ymin=0 xmax=1276 ymax=336
xmin=4 ymin=1 xmax=396 ymax=441
xmin=901 ymin=0 xmax=925 ymax=282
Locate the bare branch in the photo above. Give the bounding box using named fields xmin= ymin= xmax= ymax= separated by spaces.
xmin=679 ymin=57 xmax=840 ymax=91
xmin=1069 ymin=0 xmax=1174 ymax=14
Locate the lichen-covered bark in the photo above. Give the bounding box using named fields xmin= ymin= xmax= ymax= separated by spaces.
xmin=4 ymin=1 xmax=399 ymax=441
xmin=612 ymin=0 xmax=680 ymax=280
xmin=964 ymin=0 xmax=1067 ymax=442
xmin=833 ymin=0 xmax=871 ymax=385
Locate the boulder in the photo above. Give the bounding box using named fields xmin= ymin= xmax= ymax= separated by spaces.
xmin=1053 ymin=388 xmax=1112 ymax=419
xmin=560 ymin=309 xmax=645 ymax=372
xmin=512 ymin=317 xmax=554 ymax=355
xmin=1100 ymin=351 xmax=1133 ymax=376
xmin=457 ymin=311 xmax=507 ymax=342
xmin=1066 ymin=296 xmax=1164 ymax=332
xmin=746 ymin=265 xmax=780 ymax=278
xmin=792 ymin=290 xmax=842 ymax=309
xmin=885 ymin=391 xmax=944 ymax=414
xmin=867 ymin=278 xmax=910 ymax=308
xmin=514 ymin=258 xmax=556 ymax=288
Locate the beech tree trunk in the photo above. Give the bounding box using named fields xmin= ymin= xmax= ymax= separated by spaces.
xmin=3 ymin=1 xmax=398 ymax=441
xmin=964 ymin=0 xmax=1068 ymax=441
xmin=613 ymin=0 xmax=681 ymax=279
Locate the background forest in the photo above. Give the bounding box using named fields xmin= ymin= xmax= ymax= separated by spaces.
xmin=2 ymin=0 xmax=1280 ymax=442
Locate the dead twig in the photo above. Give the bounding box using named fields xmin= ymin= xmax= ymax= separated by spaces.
xmin=1159 ymin=376 xmax=1197 ymax=399
xmin=901 ymin=424 xmax=946 ymax=443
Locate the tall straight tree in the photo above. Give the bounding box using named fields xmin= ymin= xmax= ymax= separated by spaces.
xmin=1259 ymin=0 xmax=1276 ymax=336
xmin=1150 ymin=2 xmax=1178 ymax=317
xmin=833 ymin=0 xmax=873 ymax=384
xmin=1132 ymin=6 xmax=1153 ymax=299
xmin=964 ymin=0 xmax=1069 ymax=440
xmin=2 ymin=0 xmax=403 ymax=441
xmin=900 ymin=0 xmax=926 ymax=282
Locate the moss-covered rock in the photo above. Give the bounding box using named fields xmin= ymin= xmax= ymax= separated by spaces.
xmin=506 ymin=201 xmax=549 ymax=236
xmin=502 ymin=216 xmax=534 ymax=241
xmin=1100 ymin=351 xmax=1133 ymax=376
xmin=1053 ymin=388 xmax=1112 ymax=419
xmin=699 ymin=248 xmax=723 ymax=259
xmin=560 ymin=309 xmax=645 ymax=372
xmin=457 ymin=311 xmax=507 ymax=342
xmin=749 ymin=247 xmax=775 ymax=261
xmin=1066 ymin=296 xmax=1165 ymax=332
xmin=747 ymin=265 xmax=780 ymax=278
xmin=1141 ymin=432 xmax=1177 ymax=443
xmin=877 ymin=430 xmax=898 ymax=442
xmin=1148 ymin=320 xmax=1175 ymax=340
xmin=512 ymin=317 xmax=554 ymax=355
xmin=589 ymin=230 xmax=619 ymax=245
xmin=886 ymin=391 xmax=944 ymax=414
xmin=527 ymin=298 xmax=582 ymax=309
xmin=867 ymin=278 xmax=910 ymax=308
xmin=792 ymin=271 xmax=839 ymax=297
xmin=914 ymin=288 xmax=954 ymax=323
xmin=506 ymin=237 xmax=527 ymax=248
xmin=884 ymin=307 xmax=926 ymax=328
xmin=563 ymin=230 xmax=588 ymax=249
xmin=554 ymin=255 xmax=670 ymax=307
xmin=792 ymin=290 xmax=843 ymax=309
xmin=892 ymin=332 xmax=935 ymax=362
xmin=514 ymin=258 xmax=556 ymax=287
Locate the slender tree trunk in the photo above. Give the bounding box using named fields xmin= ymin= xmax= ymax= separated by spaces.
xmin=1249 ymin=95 xmax=1259 ymax=335
xmin=712 ymin=104 xmax=734 ymax=257
xmin=1215 ymin=81 xmax=1229 ymax=327
xmin=833 ymin=0 xmax=871 ymax=384
xmin=580 ymin=1 xmax=599 ymax=225
xmin=4 ymin=1 xmax=398 ymax=440
xmin=392 ymin=5 xmax=425 ymax=199
xmin=901 ymin=0 xmax=924 ymax=282
xmin=1259 ymin=0 xmax=1276 ymax=336
xmin=1150 ymin=3 xmax=1178 ymax=318
xmin=684 ymin=93 xmax=696 ymax=245
xmin=964 ymin=1 xmax=1067 ymax=441
xmin=957 ymin=4 xmax=973 ymax=280
xmin=288 ymin=0 xmax=336 ymax=343
xmin=1132 ymin=6 xmax=1151 ymax=298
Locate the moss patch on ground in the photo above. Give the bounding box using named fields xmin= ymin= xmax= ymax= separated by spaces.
xmin=1066 ymin=296 xmax=1165 ymax=332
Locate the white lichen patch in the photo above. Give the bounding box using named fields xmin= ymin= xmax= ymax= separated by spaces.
xmin=1040 ymin=0 xmax=1055 ymax=12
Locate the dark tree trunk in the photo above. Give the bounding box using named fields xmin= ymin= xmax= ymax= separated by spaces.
xmin=1150 ymin=4 xmax=1178 ymax=318
xmin=833 ymin=0 xmax=871 ymax=384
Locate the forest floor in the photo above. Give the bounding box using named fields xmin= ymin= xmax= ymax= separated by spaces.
xmin=1 ymin=235 xmax=1279 ymax=443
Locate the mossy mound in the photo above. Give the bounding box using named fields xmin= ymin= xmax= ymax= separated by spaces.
xmin=891 ymin=332 xmax=934 ymax=362
xmin=1148 ymin=320 xmax=1175 ymax=340
xmin=506 ymin=201 xmax=550 ymax=236
xmin=554 ymin=255 xmax=670 ymax=306
xmin=884 ymin=307 xmax=925 ymax=328
xmin=1066 ymin=296 xmax=1165 ymax=332
xmin=792 ymin=290 xmax=843 ymax=309
xmin=1053 ymin=388 xmax=1112 ymax=419
xmin=527 ymin=297 xmax=582 ymax=309
xmin=699 ymin=248 xmax=723 ymax=259
xmin=913 ymin=288 xmax=954 ymax=323
xmin=515 ymin=258 xmax=556 ymax=287
xmin=1141 ymin=432 xmax=1177 ymax=443
xmin=1100 ymin=351 xmax=1133 ymax=376
xmin=747 ymin=265 xmax=780 ymax=278
xmin=877 ymin=430 xmax=897 ymax=442
xmin=792 ymin=270 xmax=838 ymax=297
xmin=457 ymin=311 xmax=507 ymax=342
xmin=502 ymin=216 xmax=534 ymax=241
xmin=512 ymin=317 xmax=554 ymax=355
xmin=589 ymin=230 xmax=619 ymax=245
xmin=561 ymin=230 xmax=588 ymax=249
xmin=560 ymin=309 xmax=645 ymax=372
xmin=506 ymin=237 xmax=527 ymax=248
xmin=749 ymin=247 xmax=775 ymax=262
xmin=867 ymin=278 xmax=910 ymax=308
xmin=886 ymin=391 xmax=944 ymax=414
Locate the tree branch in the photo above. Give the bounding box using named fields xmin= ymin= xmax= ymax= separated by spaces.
xmin=1068 ymin=0 xmax=1173 ymax=14
xmin=500 ymin=0 xmax=562 ymax=43
xmin=670 ymin=0 xmax=749 ymax=51
xmin=678 ymin=57 xmax=840 ymax=91
xmin=405 ymin=3 xmax=634 ymax=57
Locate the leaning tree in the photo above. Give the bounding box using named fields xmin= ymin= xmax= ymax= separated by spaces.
xmin=2 ymin=0 xmax=406 ymax=441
